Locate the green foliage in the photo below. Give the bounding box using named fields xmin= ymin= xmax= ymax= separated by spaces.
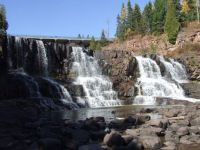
xmin=152 ymin=0 xmax=167 ymax=34
xmin=100 ymin=30 xmax=108 ymax=46
xmin=127 ymin=0 xmax=134 ymax=31
xmin=150 ymin=44 xmax=157 ymax=54
xmin=164 ymin=0 xmax=180 ymax=44
xmin=0 ymin=4 xmax=8 ymax=35
xmin=143 ymin=2 xmax=153 ymax=33
xmin=89 ymin=36 xmax=97 ymax=50
xmin=95 ymin=42 xmax=102 ymax=50
xmin=133 ymin=4 xmax=142 ymax=33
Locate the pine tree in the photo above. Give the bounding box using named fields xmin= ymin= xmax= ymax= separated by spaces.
xmin=0 ymin=4 xmax=8 ymax=34
xmin=165 ymin=0 xmax=180 ymax=44
xmin=152 ymin=0 xmax=167 ymax=34
xmin=143 ymin=2 xmax=153 ymax=33
xmin=120 ymin=3 xmax=127 ymax=21
xmin=116 ymin=3 xmax=127 ymax=41
xmin=133 ymin=4 xmax=142 ymax=33
xmin=77 ymin=34 xmax=81 ymax=39
xmin=127 ymin=0 xmax=134 ymax=31
xmin=100 ymin=30 xmax=107 ymax=46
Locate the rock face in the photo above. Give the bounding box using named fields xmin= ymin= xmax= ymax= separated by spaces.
xmin=7 ymin=36 xmax=76 ymax=76
xmin=182 ymin=83 xmax=200 ymax=99
xmin=94 ymin=50 xmax=138 ymax=101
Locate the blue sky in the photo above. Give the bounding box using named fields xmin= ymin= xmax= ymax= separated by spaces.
xmin=1 ymin=0 xmax=152 ymax=38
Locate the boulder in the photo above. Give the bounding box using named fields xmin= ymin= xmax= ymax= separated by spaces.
xmin=103 ymin=131 xmax=125 ymax=147
xmin=78 ymin=144 xmax=103 ymax=150
xmin=176 ymin=127 xmax=189 ymax=137
xmin=38 ymin=138 xmax=62 ymax=150
xmin=139 ymin=135 xmax=162 ymax=149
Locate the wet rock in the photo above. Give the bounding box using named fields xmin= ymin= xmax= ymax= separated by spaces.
xmin=65 ymin=129 xmax=90 ymax=145
xmin=179 ymin=135 xmax=193 ymax=145
xmin=164 ymin=109 xmax=180 ymax=118
xmin=0 ymin=137 xmax=16 ymax=149
xmin=122 ymin=135 xmax=134 ymax=144
xmin=139 ymin=126 xmax=164 ymax=137
xmin=103 ymin=131 xmax=125 ymax=147
xmin=137 ymin=115 xmax=151 ymax=125
xmin=139 ymin=135 xmax=162 ymax=149
xmin=190 ymin=117 xmax=200 ymax=126
xmin=125 ymin=129 xmax=140 ymax=137
xmin=189 ymin=126 xmax=200 ymax=134
xmin=165 ymin=131 xmax=180 ymax=144
xmin=161 ymin=141 xmax=176 ymax=150
xmin=38 ymin=138 xmax=62 ymax=150
xmin=78 ymin=144 xmax=103 ymax=150
xmin=177 ymin=127 xmax=189 ymax=137
xmin=147 ymin=119 xmax=163 ymax=128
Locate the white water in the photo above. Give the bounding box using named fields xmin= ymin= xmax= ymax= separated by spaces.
xmin=134 ymin=56 xmax=186 ymax=105
xmin=35 ymin=40 xmax=48 ymax=76
xmin=159 ymin=56 xmax=188 ymax=82
xmin=72 ymin=47 xmax=120 ymax=108
xmin=42 ymin=78 xmax=78 ymax=108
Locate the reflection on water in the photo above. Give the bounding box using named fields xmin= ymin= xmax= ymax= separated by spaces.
xmin=58 ymin=105 xmax=181 ymax=122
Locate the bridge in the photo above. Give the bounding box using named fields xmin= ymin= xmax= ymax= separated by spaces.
xmin=9 ymin=34 xmax=114 ymax=47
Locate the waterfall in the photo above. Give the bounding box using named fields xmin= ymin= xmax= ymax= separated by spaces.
xmin=134 ymin=56 xmax=185 ymax=105
xmin=72 ymin=47 xmax=120 ymax=108
xmin=35 ymin=40 xmax=48 ymax=76
xmin=159 ymin=56 xmax=188 ymax=82
xmin=40 ymin=78 xmax=79 ymax=109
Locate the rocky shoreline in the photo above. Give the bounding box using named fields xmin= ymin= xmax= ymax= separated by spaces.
xmin=1 ymin=98 xmax=200 ymax=150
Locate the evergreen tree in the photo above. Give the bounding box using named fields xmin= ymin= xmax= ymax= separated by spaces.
xmin=152 ymin=0 xmax=167 ymax=34
xmin=89 ymin=36 xmax=97 ymax=50
xmin=165 ymin=0 xmax=180 ymax=44
xmin=77 ymin=34 xmax=81 ymax=39
xmin=133 ymin=4 xmax=142 ymax=33
xmin=127 ymin=0 xmax=134 ymax=31
xmin=174 ymin=0 xmax=182 ymax=20
xmin=100 ymin=30 xmax=107 ymax=46
xmin=143 ymin=2 xmax=153 ymax=33
xmin=116 ymin=3 xmax=127 ymax=41
xmin=0 ymin=4 xmax=8 ymax=34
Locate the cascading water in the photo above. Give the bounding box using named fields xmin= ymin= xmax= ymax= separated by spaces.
xmin=134 ymin=56 xmax=186 ymax=105
xmin=35 ymin=40 xmax=48 ymax=76
xmin=159 ymin=56 xmax=188 ymax=82
xmin=72 ymin=47 xmax=120 ymax=108
xmin=40 ymin=78 xmax=79 ymax=109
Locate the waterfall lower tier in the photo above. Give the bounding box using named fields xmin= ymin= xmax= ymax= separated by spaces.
xmin=134 ymin=56 xmax=187 ymax=105
xmin=72 ymin=47 xmax=120 ymax=108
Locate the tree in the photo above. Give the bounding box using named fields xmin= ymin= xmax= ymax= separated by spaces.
xmin=133 ymin=4 xmax=143 ymax=33
xmin=100 ymin=30 xmax=108 ymax=46
xmin=182 ymin=0 xmax=190 ymax=14
xmin=116 ymin=3 xmax=127 ymax=41
xmin=143 ymin=2 xmax=153 ymax=33
xmin=127 ymin=0 xmax=134 ymax=31
xmin=165 ymin=0 xmax=180 ymax=44
xmin=89 ymin=36 xmax=97 ymax=50
xmin=152 ymin=0 xmax=167 ymax=34
xmin=77 ymin=34 xmax=81 ymax=39
xmin=0 ymin=4 xmax=8 ymax=34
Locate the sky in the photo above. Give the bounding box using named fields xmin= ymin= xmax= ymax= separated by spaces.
xmin=0 ymin=0 xmax=152 ymax=38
